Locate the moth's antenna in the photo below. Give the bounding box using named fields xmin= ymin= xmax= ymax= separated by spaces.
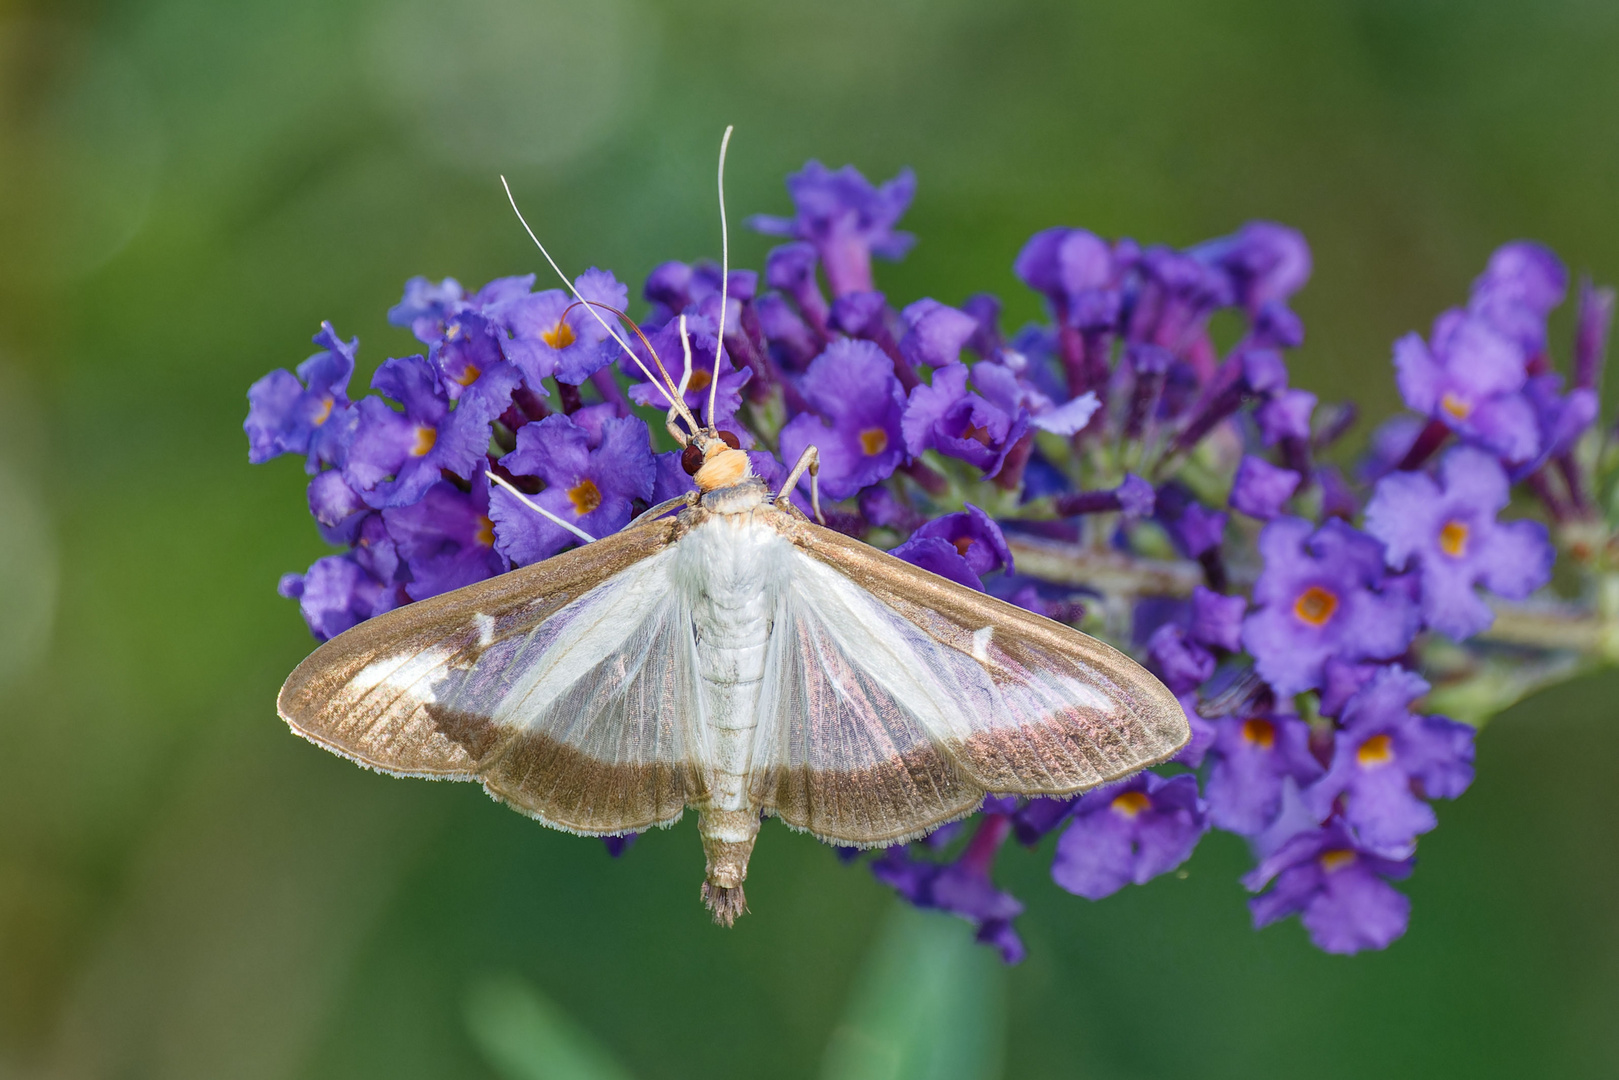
xmin=500 ymin=176 xmax=700 ymax=436
xmin=485 ymin=471 xmax=597 ymax=545
xmin=708 ymin=125 xmax=733 ymax=433
xmin=672 ymin=315 xmax=695 ymax=435
xmin=676 ymin=315 xmax=695 ymax=400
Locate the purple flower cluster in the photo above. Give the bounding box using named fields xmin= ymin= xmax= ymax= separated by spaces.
xmin=249 ymin=159 xmax=1613 ymax=961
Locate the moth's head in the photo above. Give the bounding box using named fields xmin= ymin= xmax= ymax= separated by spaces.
xmin=683 ymin=430 xmax=750 ymax=492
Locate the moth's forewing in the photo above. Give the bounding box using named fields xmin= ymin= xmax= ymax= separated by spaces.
xmin=775 ymin=517 xmax=1189 ymax=803
xmin=276 ymin=516 xmax=704 ymax=833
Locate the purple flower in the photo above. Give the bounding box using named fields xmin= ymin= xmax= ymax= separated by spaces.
xmin=778 ymin=339 xmax=907 ymax=501
xmin=1189 ymin=585 xmax=1246 ymax=652
xmin=890 ymin=505 xmax=1012 ymax=591
xmin=1244 ymin=822 xmax=1413 ymax=954
xmin=764 ymin=242 xmax=831 ymax=337
xmin=1192 ymin=221 xmax=1312 ymax=315
xmin=1241 ymin=517 xmax=1419 ymax=697
xmin=277 ymin=515 xmax=403 ymax=642
xmin=901 ymin=364 xmax=1031 ymax=478
xmin=1014 ymin=228 xmax=1130 ymax=330
xmin=491 ymin=413 xmax=655 ymax=565
xmin=871 ymin=814 xmax=1026 ymax=964
xmin=388 ymin=274 xmax=536 ymax=345
xmin=1364 ymin=446 xmax=1553 ymax=638
xmin=1306 ymin=666 xmax=1475 ymax=853
xmin=1520 ymin=375 xmax=1599 ymax=475
xmin=749 ymin=161 xmax=916 ymax=297
xmin=1256 ymin=388 xmax=1317 ymax=446
xmin=343 ymin=356 xmax=520 ymax=509
xmin=1394 ymin=311 xmax=1538 ymax=463
xmin=1125 ymin=246 xmax=1233 ymax=356
xmin=898 ymin=298 xmax=979 ymax=369
xmin=245 ymin=322 xmax=357 ymax=472
xmin=1050 ymin=773 xmax=1207 ymax=900
xmin=624 ymin=314 xmax=751 ymax=428
xmin=1204 ymin=711 xmax=1324 ymax=835
xmin=1229 ymin=456 xmax=1301 ymax=520
xmin=1165 ymin=500 xmax=1227 ymax=559
xmin=495 ymin=268 xmax=629 ymax=386
xmin=970 ymin=360 xmax=1101 ymax=437
xmin=381 ymin=471 xmax=507 ymax=601
xmin=1468 ymin=241 xmax=1566 ymax=356
xmin=1145 ymin=625 xmax=1214 ymax=695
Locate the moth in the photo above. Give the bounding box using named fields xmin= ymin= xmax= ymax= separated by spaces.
xmin=277 ymin=130 xmax=1189 ymax=925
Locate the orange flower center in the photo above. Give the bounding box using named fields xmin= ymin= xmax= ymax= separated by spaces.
xmin=312 ymin=396 xmax=334 ymax=426
xmin=1356 ymin=733 xmax=1395 ymax=768
xmin=688 ymin=369 xmax=713 ymax=391
xmin=962 ymin=422 xmax=993 ymax=446
xmin=567 ymin=478 xmax=602 ymax=516
xmin=953 ymin=537 xmax=976 ymax=558
xmin=453 ymin=364 xmax=482 ymax=387
xmin=859 ymin=427 xmax=889 ymax=455
xmin=1439 ymin=391 xmax=1472 ymax=421
xmin=1439 ymin=520 xmax=1469 ymax=558
xmin=1293 ymin=585 xmax=1339 ymax=627
xmin=411 ymin=426 xmax=437 ymax=456
xmin=475 ymin=515 xmax=495 ymax=547
xmin=1241 ymin=718 xmax=1276 ymax=749
xmin=1319 ymin=849 xmax=1357 ymax=873
xmin=1111 ymin=790 xmax=1153 ymax=818
xmin=542 ymin=320 xmax=576 ymax=350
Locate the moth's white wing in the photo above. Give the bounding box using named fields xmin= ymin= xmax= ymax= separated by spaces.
xmin=751 ymin=519 xmax=1189 ymax=845
xmin=277 ymin=518 xmax=709 ymax=834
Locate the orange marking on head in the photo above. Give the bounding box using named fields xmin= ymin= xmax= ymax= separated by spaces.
xmin=1293 ymin=585 xmax=1338 ymax=627
xmin=1356 ymin=733 xmax=1395 ymax=768
xmin=1439 ymin=520 xmax=1469 ymax=558
xmin=1319 ymin=849 xmax=1357 ymax=873
xmin=411 ymin=426 xmax=437 ymax=456
xmin=542 ymin=320 xmax=577 ymax=350
xmin=1241 ymin=718 xmax=1276 ymax=749
xmin=567 ymin=478 xmax=602 ymax=516
xmin=859 ymin=427 xmax=889 ymax=456
xmin=694 ymin=447 xmax=751 ymax=492
xmin=1111 ymin=790 xmax=1153 ymax=818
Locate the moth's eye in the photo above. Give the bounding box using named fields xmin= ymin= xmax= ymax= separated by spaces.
xmin=718 ymin=430 xmax=741 ymax=450
xmin=681 ymin=444 xmax=704 ymax=475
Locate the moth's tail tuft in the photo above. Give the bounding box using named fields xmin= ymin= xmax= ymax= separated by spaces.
xmin=701 ymin=881 xmax=748 ymax=927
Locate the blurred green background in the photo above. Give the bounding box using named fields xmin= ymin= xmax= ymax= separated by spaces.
xmin=2 ymin=0 xmax=1618 ymax=1076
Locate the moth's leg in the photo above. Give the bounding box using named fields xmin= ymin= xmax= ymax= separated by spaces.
xmin=776 ymin=446 xmax=824 ymax=525
xmin=629 ymin=492 xmax=698 ymax=526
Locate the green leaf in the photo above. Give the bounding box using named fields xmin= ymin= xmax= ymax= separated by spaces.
xmin=820 ymin=904 xmax=1007 ymax=1080
xmin=465 ymin=974 xmax=638 ymax=1080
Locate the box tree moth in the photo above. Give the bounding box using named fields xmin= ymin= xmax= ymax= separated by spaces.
xmin=276 ymin=130 xmax=1188 ymax=925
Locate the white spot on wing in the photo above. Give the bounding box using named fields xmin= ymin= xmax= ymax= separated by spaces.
xmin=971 ymin=625 xmax=994 ymax=663
xmin=348 ymin=645 xmax=456 ymax=705
xmin=473 ymin=612 xmax=495 ymax=648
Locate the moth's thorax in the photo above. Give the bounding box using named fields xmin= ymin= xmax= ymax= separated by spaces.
xmin=694 ymin=475 xmax=771 ymax=515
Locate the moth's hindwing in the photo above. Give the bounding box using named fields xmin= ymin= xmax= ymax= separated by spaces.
xmin=762 ymin=517 xmax=1189 ymax=829
xmin=276 ymin=516 xmax=705 ymax=835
